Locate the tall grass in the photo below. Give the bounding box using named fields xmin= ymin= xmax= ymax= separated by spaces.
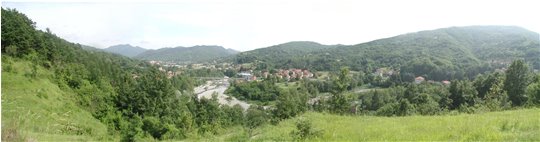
xmin=252 ymin=109 xmax=540 ymax=141
xmin=204 ymin=108 xmax=540 ymax=141
xmin=1 ymin=61 xmax=111 ymax=141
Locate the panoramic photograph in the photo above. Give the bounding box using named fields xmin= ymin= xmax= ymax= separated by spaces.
xmin=1 ymin=0 xmax=539 ymax=141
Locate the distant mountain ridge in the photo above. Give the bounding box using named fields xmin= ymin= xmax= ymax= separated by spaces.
xmin=232 ymin=41 xmax=342 ymax=64
xmin=104 ymin=44 xmax=147 ymax=57
xmin=230 ymin=26 xmax=539 ymax=80
xmin=135 ymin=45 xmax=239 ymax=63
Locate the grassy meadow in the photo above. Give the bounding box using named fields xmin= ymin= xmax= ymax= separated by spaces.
xmin=1 ymin=61 xmax=112 ymax=141
xmin=199 ymin=108 xmax=540 ymax=141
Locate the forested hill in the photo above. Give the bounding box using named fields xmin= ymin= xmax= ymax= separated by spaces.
xmin=104 ymin=44 xmax=147 ymax=57
xmin=1 ymin=8 xmax=216 ymax=141
xmin=135 ymin=45 xmax=239 ymax=63
xmin=232 ymin=41 xmax=343 ymax=65
xmin=440 ymin=26 xmax=540 ymax=66
xmin=232 ymin=26 xmax=540 ymax=81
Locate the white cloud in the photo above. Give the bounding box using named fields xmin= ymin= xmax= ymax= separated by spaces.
xmin=2 ymin=0 xmax=539 ymax=51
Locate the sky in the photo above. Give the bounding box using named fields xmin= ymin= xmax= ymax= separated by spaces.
xmin=2 ymin=0 xmax=539 ymax=51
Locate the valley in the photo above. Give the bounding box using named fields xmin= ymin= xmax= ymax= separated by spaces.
xmin=2 ymin=6 xmax=540 ymax=142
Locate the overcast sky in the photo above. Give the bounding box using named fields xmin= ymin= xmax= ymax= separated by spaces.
xmin=2 ymin=0 xmax=539 ymax=51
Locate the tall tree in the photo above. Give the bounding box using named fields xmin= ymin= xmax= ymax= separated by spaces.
xmin=484 ymin=76 xmax=511 ymax=110
xmin=504 ymin=60 xmax=530 ymax=106
xmin=449 ymin=80 xmax=478 ymax=109
xmin=329 ymin=67 xmax=351 ymax=114
xmin=333 ymin=67 xmax=351 ymax=94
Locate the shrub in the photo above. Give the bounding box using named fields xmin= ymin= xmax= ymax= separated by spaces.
xmin=290 ymin=119 xmax=322 ymax=140
xmin=526 ymin=82 xmax=540 ymax=105
xmin=376 ymin=103 xmax=398 ymax=116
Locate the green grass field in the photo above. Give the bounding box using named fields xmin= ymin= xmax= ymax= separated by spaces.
xmin=200 ymin=108 xmax=540 ymax=141
xmin=1 ymin=61 xmax=113 ymax=141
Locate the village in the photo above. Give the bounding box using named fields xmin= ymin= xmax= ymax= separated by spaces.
xmin=147 ymin=60 xmax=459 ymax=86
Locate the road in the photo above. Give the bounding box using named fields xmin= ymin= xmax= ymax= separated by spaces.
xmin=194 ymin=79 xmax=251 ymax=110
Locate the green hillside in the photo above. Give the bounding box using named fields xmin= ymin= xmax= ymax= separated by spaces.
xmin=232 ymin=26 xmax=540 ymax=80
xmin=199 ymin=108 xmax=540 ymax=141
xmin=135 ymin=45 xmax=239 ymax=63
xmin=1 ymin=8 xmax=240 ymax=141
xmin=2 ymin=7 xmax=540 ymax=142
xmin=232 ymin=41 xmax=341 ymax=68
xmin=104 ymin=44 xmax=147 ymax=57
xmin=1 ymin=61 xmax=111 ymax=141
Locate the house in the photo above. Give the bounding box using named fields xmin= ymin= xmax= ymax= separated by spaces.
xmin=262 ymin=71 xmax=269 ymax=78
xmin=375 ymin=68 xmax=384 ymax=76
xmin=270 ymin=68 xmax=315 ymax=81
xmin=415 ymin=76 xmax=425 ymax=84
xmin=149 ymin=60 xmax=160 ymax=65
xmin=238 ymin=72 xmax=252 ymax=81
xmin=375 ymin=68 xmax=395 ymax=77
xmin=442 ymin=80 xmax=451 ymax=85
xmin=167 ymin=71 xmax=176 ymax=78
xmin=250 ymin=75 xmax=257 ymax=81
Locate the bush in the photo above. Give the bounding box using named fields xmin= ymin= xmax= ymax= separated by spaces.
xmin=142 ymin=116 xmax=164 ymax=139
xmin=526 ymin=82 xmax=540 ymax=105
xmin=2 ymin=56 xmax=14 ymax=73
xmin=290 ymin=119 xmax=322 ymax=140
xmin=161 ymin=124 xmax=184 ymax=140
xmin=244 ymin=106 xmax=267 ymax=137
xmin=376 ymin=103 xmax=398 ymax=116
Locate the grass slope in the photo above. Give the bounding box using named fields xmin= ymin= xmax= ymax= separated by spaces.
xmin=1 ymin=61 xmax=111 ymax=141
xmin=206 ymin=109 xmax=540 ymax=141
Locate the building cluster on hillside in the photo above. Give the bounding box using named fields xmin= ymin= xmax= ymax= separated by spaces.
xmin=273 ymin=68 xmax=314 ymax=81
xmin=237 ymin=68 xmax=314 ymax=81
xmin=157 ymin=67 xmax=177 ymax=78
xmin=375 ymin=68 xmax=395 ymax=77
xmin=238 ymin=71 xmax=257 ymax=81
xmin=495 ymin=67 xmax=508 ymax=73
xmin=148 ymin=60 xmax=234 ymax=70
xmin=148 ymin=60 xmax=162 ymax=65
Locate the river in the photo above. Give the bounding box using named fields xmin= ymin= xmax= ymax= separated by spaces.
xmin=194 ymin=78 xmax=251 ymax=110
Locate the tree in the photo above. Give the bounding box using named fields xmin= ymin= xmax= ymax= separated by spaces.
xmin=333 ymin=67 xmax=351 ymax=94
xmin=474 ymin=72 xmax=505 ymax=99
xmin=274 ymin=88 xmax=307 ymax=120
xmin=192 ymin=95 xmax=223 ymax=134
xmin=244 ymin=106 xmax=267 ymax=137
xmin=329 ymin=92 xmax=350 ymax=115
xmin=412 ymin=93 xmax=439 ymax=115
xmin=526 ymin=74 xmax=540 ymax=105
xmin=504 ymin=60 xmax=530 ymax=106
xmin=483 ymin=77 xmax=511 ymax=111
xmin=397 ymin=99 xmax=415 ymax=116
xmin=224 ymin=68 xmax=237 ymax=78
xmin=449 ymin=80 xmax=478 ymax=109
xmin=329 ymin=67 xmax=352 ymax=114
